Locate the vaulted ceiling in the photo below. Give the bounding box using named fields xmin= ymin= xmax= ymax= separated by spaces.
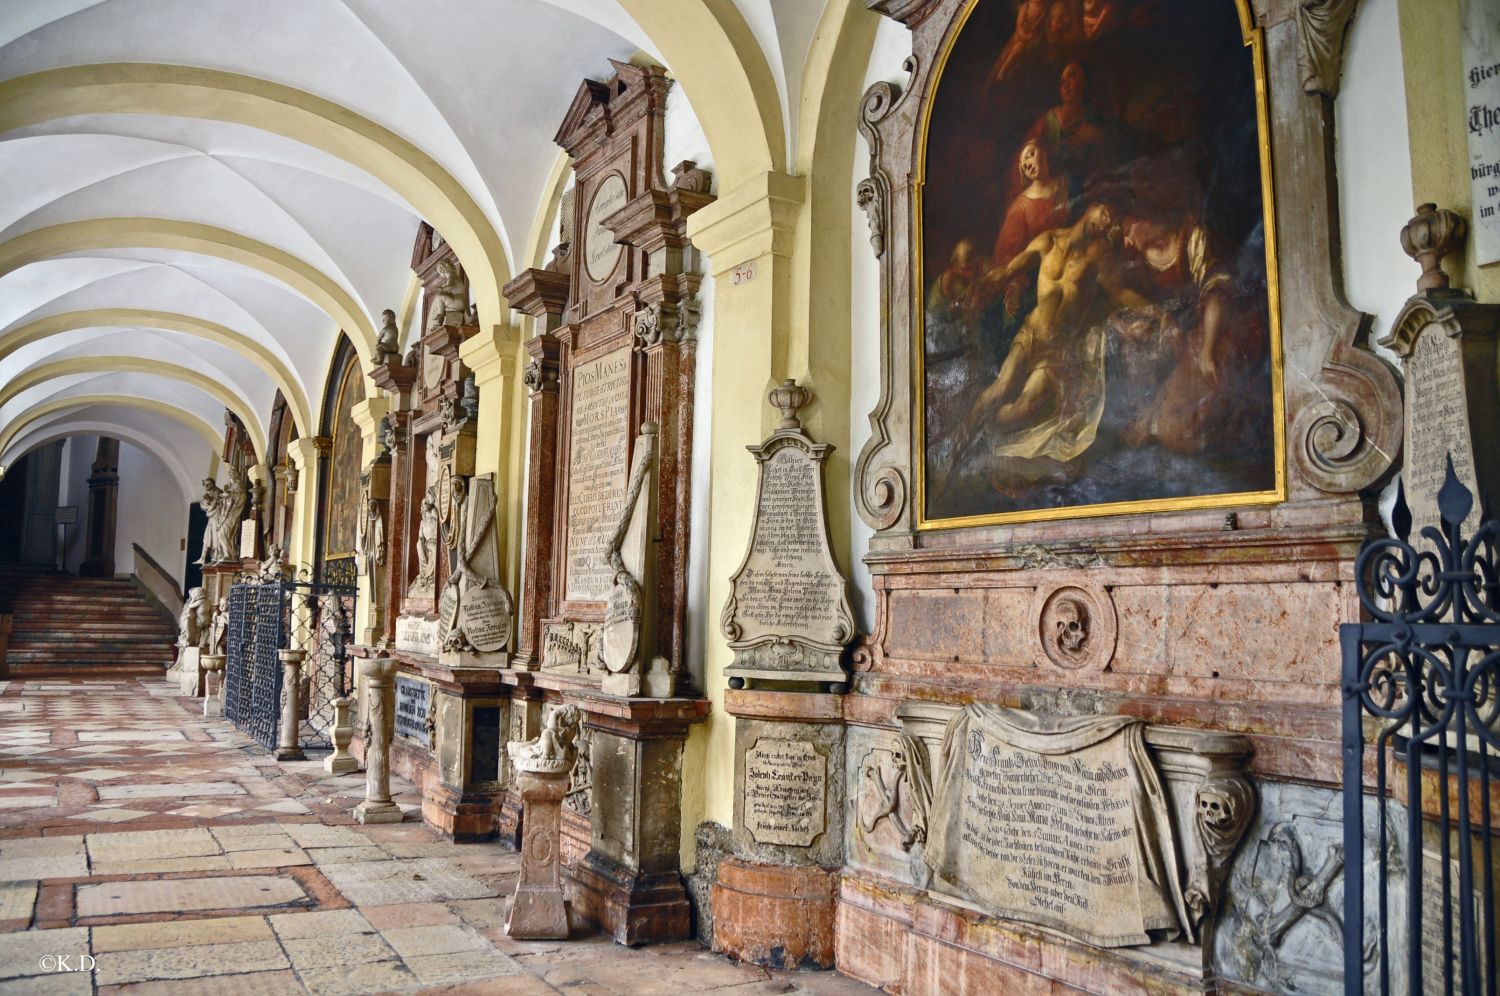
xmin=0 ymin=0 xmax=827 ymax=479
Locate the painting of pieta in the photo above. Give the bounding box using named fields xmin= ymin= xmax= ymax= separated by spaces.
xmin=918 ymin=0 xmax=1284 ymax=527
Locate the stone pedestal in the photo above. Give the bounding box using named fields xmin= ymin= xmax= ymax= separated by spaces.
xmin=355 ymin=656 xmax=404 ymax=824
xmin=201 ymin=654 xmax=225 ymax=718
xmin=177 ymin=646 xmax=203 ymax=697
xmin=325 ymin=695 xmax=358 ymax=773
xmin=506 ymin=768 xmax=574 ymax=939
xmin=715 ymin=689 xmax=845 ymax=968
xmin=275 ymin=649 xmax=306 ymax=761
xmin=564 ymin=692 xmax=709 ymax=945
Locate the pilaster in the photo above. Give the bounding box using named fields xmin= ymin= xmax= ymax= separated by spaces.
xmin=284 ymin=437 xmax=322 ymax=576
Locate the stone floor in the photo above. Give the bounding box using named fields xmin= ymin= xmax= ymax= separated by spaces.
xmin=0 ymin=673 xmax=876 ymax=995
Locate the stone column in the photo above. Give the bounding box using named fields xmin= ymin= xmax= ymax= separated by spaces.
xmin=505 ymin=705 xmax=582 ymax=940
xmin=275 ymin=649 xmax=306 ymax=761
xmin=201 ymin=654 xmax=226 ymax=718
xmin=355 ymin=656 xmax=403 ymax=824
xmin=325 ymin=695 xmax=358 ymax=773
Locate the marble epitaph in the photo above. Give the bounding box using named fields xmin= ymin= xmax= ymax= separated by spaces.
xmin=924 ymin=706 xmax=1188 ymax=948
xmin=394 ymin=675 xmax=432 ymax=748
xmin=723 ymin=382 xmax=854 ymax=688
xmin=1464 ymin=0 xmax=1500 ymax=265
xmin=744 ymin=737 xmax=828 ymax=847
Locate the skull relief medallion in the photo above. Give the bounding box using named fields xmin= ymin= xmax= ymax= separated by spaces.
xmin=1033 ymin=584 xmax=1116 ymax=671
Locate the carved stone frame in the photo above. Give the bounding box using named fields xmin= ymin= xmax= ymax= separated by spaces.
xmin=855 ymin=0 xmax=1402 ymax=549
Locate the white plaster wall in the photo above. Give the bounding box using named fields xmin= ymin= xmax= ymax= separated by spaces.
xmin=113 ymin=441 xmax=188 ymax=588
xmin=1336 ymin=0 xmax=1414 ymax=354
xmin=848 ymin=17 xmax=913 ymax=631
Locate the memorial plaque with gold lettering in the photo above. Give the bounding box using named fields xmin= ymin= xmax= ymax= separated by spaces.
xmin=924 ymin=706 xmax=1187 ymax=948
xmin=744 ymin=737 xmax=827 ymax=847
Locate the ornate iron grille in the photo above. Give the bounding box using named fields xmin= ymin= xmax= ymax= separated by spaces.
xmin=1342 ymin=458 xmax=1500 ymax=995
xmin=281 ymin=580 xmax=355 ymax=750
xmin=243 ymin=582 xmax=287 ymax=750
xmin=319 ymin=555 xmax=357 ymax=589
xmin=223 ymin=583 xmax=254 ymax=724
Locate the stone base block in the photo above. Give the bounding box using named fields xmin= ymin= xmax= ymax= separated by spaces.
xmin=354 ymin=801 xmax=404 ymax=824
xmin=324 ymin=754 xmax=360 ymax=774
xmin=496 ymin=789 xmax=524 ymax=849
xmin=568 ymin=853 xmax=693 ymax=946
xmin=275 ymin=745 xmax=305 ymax=762
xmin=835 ymin=874 xmax=1213 ymax=995
xmin=176 ymin=648 xmax=203 ymax=696
xmin=507 ymin=890 xmax=572 ymax=940
xmin=712 ymin=859 xmax=836 ymax=969
xmin=422 ymin=781 xmax=502 ymax=842
xmin=437 ymin=648 xmax=509 ymax=669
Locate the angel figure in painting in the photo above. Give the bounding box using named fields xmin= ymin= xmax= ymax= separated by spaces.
xmin=988 ymin=0 xmax=1045 ymax=84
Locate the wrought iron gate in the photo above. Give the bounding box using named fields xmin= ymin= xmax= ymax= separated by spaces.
xmin=1342 ymin=460 xmax=1500 ymax=995
xmin=223 ymin=579 xmax=355 ymax=752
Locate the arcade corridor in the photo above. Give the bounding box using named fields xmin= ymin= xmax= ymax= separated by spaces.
xmin=0 ymin=673 xmax=873 ymax=996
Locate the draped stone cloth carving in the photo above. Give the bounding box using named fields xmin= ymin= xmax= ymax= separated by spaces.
xmin=925 ymin=705 xmax=1188 ymax=947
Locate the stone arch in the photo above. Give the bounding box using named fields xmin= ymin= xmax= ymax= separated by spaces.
xmin=0 ymin=63 xmax=512 ymax=328
xmin=5 ymin=420 xmax=197 ymax=501
xmin=0 ymin=357 xmax=267 ymax=460
xmin=0 ymin=395 xmax=222 ymax=467
xmin=0 ymin=308 xmax=313 ymax=437
xmin=0 ymin=219 xmax=378 ymax=368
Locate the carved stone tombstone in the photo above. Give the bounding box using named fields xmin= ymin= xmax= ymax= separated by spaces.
xmin=499 ymin=62 xmax=715 ymax=945
xmin=723 ymin=381 xmax=855 ymax=690
xmin=1381 ymin=203 xmax=1500 ymax=538
xmin=438 ymin=472 xmax=513 ymax=668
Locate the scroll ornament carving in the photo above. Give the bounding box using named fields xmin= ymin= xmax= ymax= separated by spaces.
xmin=1184 ymin=774 xmax=1255 ymax=928
xmin=523 ymin=357 xmax=558 ymax=394
xmin=1296 ymin=0 xmax=1359 ymax=99
xmin=632 ymin=298 xmax=699 ymax=347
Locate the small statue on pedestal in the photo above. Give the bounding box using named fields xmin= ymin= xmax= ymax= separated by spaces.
xmin=375 ymin=308 xmax=402 ymax=364
xmin=427 ymin=260 xmax=470 ymax=332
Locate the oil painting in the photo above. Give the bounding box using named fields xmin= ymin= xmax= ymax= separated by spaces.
xmin=919 ymin=0 xmax=1283 ymax=526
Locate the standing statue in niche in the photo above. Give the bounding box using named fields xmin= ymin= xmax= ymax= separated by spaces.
xmin=206 ymin=595 xmax=230 ymax=656
xmin=426 ymin=259 xmax=470 ymax=332
xmin=375 ymin=308 xmax=402 ymax=364
xmin=211 ymin=469 xmax=248 ymax=564
xmin=177 ymin=587 xmax=208 ymax=647
xmin=195 ymin=479 xmax=223 ymax=565
xmin=411 ymin=486 xmax=439 ymax=594
xmin=355 ymin=492 xmax=386 ymax=576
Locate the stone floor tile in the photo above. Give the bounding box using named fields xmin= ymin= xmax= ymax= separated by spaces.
xmin=417 ymin=977 xmax=561 ymax=996
xmin=280 ymin=930 xmax=398 ymax=971
xmin=70 ymin=808 xmax=155 ymax=824
xmin=317 ymin=858 xmax=496 ymax=906
xmin=167 ymin=804 xmax=243 ymax=819
xmin=0 ymin=926 xmax=90 ymax=978
xmin=213 ymin=832 xmax=293 ymax=852
xmin=404 ymin=947 xmax=525 ymax=985
xmin=447 ymin=897 xmax=515 ymax=931
xmin=255 ymin=800 xmax=310 ymax=814
xmin=377 ymin=841 xmax=453 ymax=858
xmin=0 ymin=795 xmax=57 ymax=809
xmin=379 ymin=922 xmax=493 ymax=959
xmin=294 ymin=958 xmax=417 ymax=995
xmin=91 ymin=855 xmax=234 ymax=875
xmin=268 ymin=908 xmax=374 ymax=939
xmin=92 ymin=915 xmax=272 ymax=953
xmin=0 ymin=973 xmax=94 ymax=995
xmin=0 ymin=879 xmax=37 ymax=921
xmin=77 ymin=875 xmax=308 ymax=917
xmin=305 ymin=845 xmax=388 ymax=865
xmin=85 ymin=828 xmax=219 ymax=864
xmin=101 ymin=968 xmax=305 ymax=994
xmin=94 ymin=939 xmax=289 ymax=985
xmin=66 ymin=769 xmax=128 ymax=780
xmin=77 ymin=731 xmax=186 ymax=743
xmin=225 ymin=848 xmax=311 ymax=870
xmin=362 ymin=901 xmax=462 ymax=929
xmin=98 ymin=782 xmax=245 ymax=801
xmin=0 ymin=838 xmax=88 ymax=881
xmin=280 ymin=824 xmax=366 ymax=849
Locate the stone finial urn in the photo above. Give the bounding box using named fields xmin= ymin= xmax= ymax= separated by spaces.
xmin=1400 ymin=202 xmax=1466 ymax=293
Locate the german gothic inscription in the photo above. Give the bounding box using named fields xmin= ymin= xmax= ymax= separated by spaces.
xmin=565 ymin=348 xmax=631 ymax=601
xmin=744 ymin=737 xmax=827 ymax=847
xmin=924 ymin=706 xmax=1186 ymax=948
xmin=736 ymin=450 xmax=842 ymax=638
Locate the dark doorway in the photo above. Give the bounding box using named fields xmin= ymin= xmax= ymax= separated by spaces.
xmin=0 ymin=452 xmax=29 ymax=563
xmin=183 ymin=502 xmax=207 ymax=597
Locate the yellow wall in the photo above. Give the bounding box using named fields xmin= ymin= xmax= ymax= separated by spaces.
xmin=1400 ymin=0 xmax=1500 ymax=302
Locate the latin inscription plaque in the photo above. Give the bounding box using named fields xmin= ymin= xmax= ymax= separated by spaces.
xmin=394 ymin=675 xmax=432 ymax=748
xmin=925 ymin=707 xmax=1184 ymax=948
xmin=395 ymin=615 xmax=439 ymax=656
xmin=744 ymin=737 xmax=827 ymax=847
xmin=565 ymin=348 xmax=631 ymax=601
xmin=584 ymin=172 xmax=628 ymax=281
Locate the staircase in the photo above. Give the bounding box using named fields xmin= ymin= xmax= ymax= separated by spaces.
xmin=0 ymin=565 xmax=178 ymax=672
